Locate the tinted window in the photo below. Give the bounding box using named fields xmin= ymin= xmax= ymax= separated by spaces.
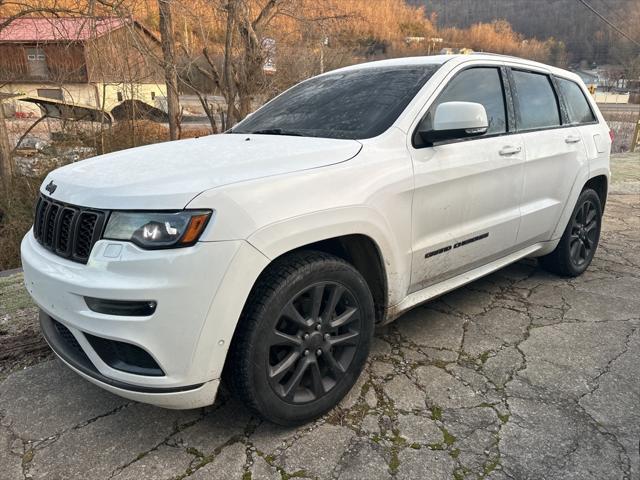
xmin=557 ymin=78 xmax=596 ymax=124
xmin=419 ymin=67 xmax=507 ymax=140
xmin=231 ymin=65 xmax=440 ymax=140
xmin=512 ymin=70 xmax=560 ymax=130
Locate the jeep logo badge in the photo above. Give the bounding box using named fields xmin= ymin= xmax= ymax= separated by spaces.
xmin=45 ymin=180 xmax=57 ymax=195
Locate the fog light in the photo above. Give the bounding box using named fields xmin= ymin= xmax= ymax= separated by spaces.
xmin=85 ymin=297 xmax=157 ymax=316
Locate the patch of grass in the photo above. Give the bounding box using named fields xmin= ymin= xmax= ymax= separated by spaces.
xmin=478 ymin=351 xmax=491 ymax=364
xmin=390 ymin=429 xmax=406 ymax=447
xmin=430 ymin=405 xmax=443 ymax=421
xmin=453 ymin=469 xmax=466 ymax=480
xmin=442 ymin=428 xmax=457 ymax=447
xmin=22 ymin=449 xmax=34 ymax=465
xmin=498 ymin=413 xmax=510 ymax=424
xmin=242 ymin=472 xmax=252 ymax=480
xmin=450 ymin=448 xmax=460 ymax=459
xmin=430 ymin=359 xmax=449 ymax=369
xmin=388 ymin=450 xmax=400 ymax=474
xmin=281 ymin=469 xmax=308 ymax=479
xmin=0 ymin=273 xmax=34 ymax=314
xmin=186 ymin=447 xmax=204 ymax=458
xmin=482 ymin=457 xmax=501 ymax=477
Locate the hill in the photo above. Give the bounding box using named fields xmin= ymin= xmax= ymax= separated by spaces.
xmin=410 ymin=0 xmax=639 ymax=64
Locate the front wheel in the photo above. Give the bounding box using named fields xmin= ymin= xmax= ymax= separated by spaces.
xmin=539 ymin=188 xmax=602 ymax=277
xmin=227 ymin=251 xmax=375 ymax=425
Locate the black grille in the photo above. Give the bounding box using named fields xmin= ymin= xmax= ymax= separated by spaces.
xmin=33 ymin=195 xmax=108 ymax=264
xmin=85 ymin=333 xmax=164 ymax=376
xmin=53 ymin=319 xmax=88 ymax=360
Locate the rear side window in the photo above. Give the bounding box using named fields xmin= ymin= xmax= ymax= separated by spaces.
xmin=557 ymin=78 xmax=596 ymax=125
xmin=422 ymin=67 xmax=507 ymax=136
xmin=512 ymin=70 xmax=561 ymax=130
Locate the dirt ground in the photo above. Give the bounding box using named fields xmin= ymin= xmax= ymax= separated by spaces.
xmin=0 ymin=271 xmax=50 ymax=381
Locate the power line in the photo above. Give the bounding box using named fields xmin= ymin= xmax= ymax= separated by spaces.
xmin=575 ymin=0 xmax=640 ymax=48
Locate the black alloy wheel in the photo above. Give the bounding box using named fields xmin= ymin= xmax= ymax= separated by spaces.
xmin=540 ymin=188 xmax=602 ymax=277
xmin=226 ymin=251 xmax=375 ymax=425
xmin=568 ymin=199 xmax=598 ymax=267
xmin=267 ymin=281 xmax=362 ymax=403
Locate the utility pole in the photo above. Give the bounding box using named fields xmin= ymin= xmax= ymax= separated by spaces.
xmin=158 ymin=0 xmax=180 ymax=140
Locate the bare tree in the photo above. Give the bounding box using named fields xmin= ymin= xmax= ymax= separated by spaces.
xmin=189 ymin=0 xmax=346 ymax=129
xmin=158 ymin=0 xmax=181 ymax=139
xmin=0 ymin=97 xmax=13 ymax=182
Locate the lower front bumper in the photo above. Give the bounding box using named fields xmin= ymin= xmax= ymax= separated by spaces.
xmin=40 ymin=310 xmax=219 ymax=409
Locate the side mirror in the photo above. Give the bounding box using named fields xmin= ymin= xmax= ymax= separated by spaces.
xmin=418 ymin=101 xmax=489 ymax=144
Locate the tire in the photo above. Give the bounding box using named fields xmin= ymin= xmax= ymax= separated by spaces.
xmin=539 ymin=188 xmax=602 ymax=277
xmin=226 ymin=250 xmax=375 ymax=425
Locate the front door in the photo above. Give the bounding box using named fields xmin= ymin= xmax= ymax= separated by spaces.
xmin=408 ymin=66 xmax=525 ymax=292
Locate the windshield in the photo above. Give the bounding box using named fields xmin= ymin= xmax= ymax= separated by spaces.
xmin=231 ymin=64 xmax=441 ymax=140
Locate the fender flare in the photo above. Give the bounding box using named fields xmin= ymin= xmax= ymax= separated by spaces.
xmin=247 ymin=205 xmax=410 ymax=308
xmin=550 ymin=167 xmax=609 ymax=240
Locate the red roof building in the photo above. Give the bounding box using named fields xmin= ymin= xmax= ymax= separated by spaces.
xmin=0 ymin=17 xmax=132 ymax=42
xmin=0 ymin=17 xmax=164 ymax=114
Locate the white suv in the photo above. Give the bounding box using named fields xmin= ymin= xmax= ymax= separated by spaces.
xmin=21 ymin=54 xmax=611 ymax=425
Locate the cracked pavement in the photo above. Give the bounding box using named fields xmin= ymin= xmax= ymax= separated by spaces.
xmin=1 ymin=190 xmax=638 ymax=479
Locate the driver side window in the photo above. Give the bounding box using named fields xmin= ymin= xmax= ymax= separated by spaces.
xmin=415 ymin=67 xmax=507 ymax=146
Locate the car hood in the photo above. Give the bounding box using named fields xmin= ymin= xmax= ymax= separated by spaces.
xmin=41 ymin=134 xmax=362 ymax=209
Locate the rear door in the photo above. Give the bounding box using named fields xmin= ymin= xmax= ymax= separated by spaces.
xmin=509 ymin=68 xmax=589 ymax=245
xmin=408 ymin=65 xmax=525 ymax=292
xmin=555 ymin=76 xmax=604 ymax=162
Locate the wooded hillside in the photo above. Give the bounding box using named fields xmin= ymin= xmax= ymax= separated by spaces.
xmin=411 ymin=0 xmax=639 ymax=65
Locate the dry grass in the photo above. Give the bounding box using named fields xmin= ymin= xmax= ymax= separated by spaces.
xmin=82 ymin=121 xmax=212 ymax=154
xmin=0 ymin=175 xmax=43 ymax=270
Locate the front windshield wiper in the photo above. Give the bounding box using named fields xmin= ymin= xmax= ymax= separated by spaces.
xmin=243 ymin=128 xmax=305 ymax=137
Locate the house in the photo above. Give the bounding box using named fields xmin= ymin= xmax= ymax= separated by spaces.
xmin=572 ymin=69 xmax=601 ymax=89
xmin=0 ymin=17 xmax=166 ymax=117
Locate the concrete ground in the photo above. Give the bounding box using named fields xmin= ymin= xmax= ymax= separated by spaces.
xmin=1 ymin=156 xmax=638 ymax=480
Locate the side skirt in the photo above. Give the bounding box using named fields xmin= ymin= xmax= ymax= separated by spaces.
xmin=381 ymin=243 xmax=543 ymax=325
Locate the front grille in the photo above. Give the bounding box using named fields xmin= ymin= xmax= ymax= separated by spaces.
xmin=33 ymin=195 xmax=108 ymax=264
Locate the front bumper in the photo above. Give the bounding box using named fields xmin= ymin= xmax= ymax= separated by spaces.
xmin=21 ymin=230 xmax=269 ymax=408
xmin=41 ymin=310 xmax=219 ymax=408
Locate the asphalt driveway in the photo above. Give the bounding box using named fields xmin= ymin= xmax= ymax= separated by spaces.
xmin=1 ymin=156 xmax=638 ymax=480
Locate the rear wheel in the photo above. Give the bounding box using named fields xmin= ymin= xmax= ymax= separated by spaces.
xmin=539 ymin=188 xmax=602 ymax=277
xmin=227 ymin=251 xmax=375 ymax=425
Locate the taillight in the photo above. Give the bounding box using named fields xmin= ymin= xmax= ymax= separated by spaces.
xmin=609 ymin=129 xmax=615 ymax=142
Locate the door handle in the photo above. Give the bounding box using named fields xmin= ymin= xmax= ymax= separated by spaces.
xmin=565 ymin=135 xmax=582 ymax=144
xmin=499 ymin=146 xmax=522 ymax=156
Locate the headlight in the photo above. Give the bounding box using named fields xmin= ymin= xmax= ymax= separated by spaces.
xmin=104 ymin=210 xmax=212 ymax=249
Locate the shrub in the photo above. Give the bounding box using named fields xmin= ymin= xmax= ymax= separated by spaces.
xmin=0 ymin=175 xmax=42 ymax=270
